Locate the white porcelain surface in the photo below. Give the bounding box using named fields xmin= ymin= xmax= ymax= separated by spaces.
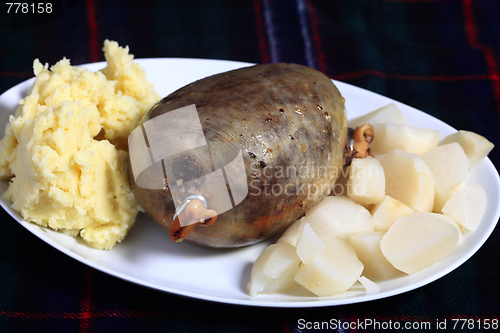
xmin=0 ymin=58 xmax=498 ymax=307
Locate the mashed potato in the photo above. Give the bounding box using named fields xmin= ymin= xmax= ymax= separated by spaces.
xmin=0 ymin=40 xmax=160 ymax=250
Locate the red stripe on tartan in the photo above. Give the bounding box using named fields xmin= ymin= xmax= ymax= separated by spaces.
xmin=85 ymin=0 xmax=100 ymax=63
xmin=0 ymin=71 xmax=33 ymax=78
xmin=333 ymin=69 xmax=494 ymax=81
xmin=0 ymin=310 xmax=164 ymax=319
xmin=253 ymin=0 xmax=270 ymax=64
xmin=463 ymin=0 xmax=500 ymax=113
xmin=0 ymin=311 xmax=80 ymax=319
xmin=78 ymin=267 xmax=94 ymax=333
xmin=305 ymin=0 xmax=326 ymax=74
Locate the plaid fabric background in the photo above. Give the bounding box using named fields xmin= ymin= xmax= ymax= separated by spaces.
xmin=1 ymin=0 xmax=499 ymax=332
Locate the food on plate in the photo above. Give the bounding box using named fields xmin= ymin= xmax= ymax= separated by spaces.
xmin=440 ymin=130 xmax=494 ymax=170
xmin=276 ymin=216 xmax=308 ymax=247
xmin=376 ymin=149 xmax=435 ymax=212
xmin=296 ymin=223 xmax=325 ymax=265
xmin=0 ymin=40 xmax=160 ymax=250
xmin=248 ymin=102 xmax=493 ymax=297
xmin=347 ymin=156 xmax=385 ymax=205
xmin=348 ymin=103 xmax=404 ymax=128
xmin=420 ymin=142 xmax=469 ymax=212
xmin=370 ymin=195 xmax=415 ymax=232
xmin=380 ymin=212 xmax=460 ymax=275
xmin=304 ymin=196 xmax=374 ymax=240
xmin=442 ymin=182 xmax=487 ymax=232
xmin=247 ymin=242 xmax=301 ymax=296
xmin=294 ymin=236 xmax=364 ymax=296
xmin=431 ymin=212 xmax=464 ymax=244
xmin=349 ymin=123 xmax=374 ymax=159
xmin=357 ymin=276 xmax=381 ymax=295
xmin=130 ymin=63 xmax=349 ymax=248
xmin=370 ymin=123 xmax=439 ymax=155
xmin=349 ymin=231 xmax=404 ymax=280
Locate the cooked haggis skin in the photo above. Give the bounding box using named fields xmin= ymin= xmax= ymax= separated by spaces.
xmin=0 ymin=40 xmax=160 ymax=250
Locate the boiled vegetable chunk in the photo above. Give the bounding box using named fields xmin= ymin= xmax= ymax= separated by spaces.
xmin=358 ymin=276 xmax=381 ymax=295
xmin=247 ymin=243 xmax=301 ymax=296
xmin=376 ymin=149 xmax=435 ymax=212
xmin=380 ymin=212 xmax=459 ymax=274
xmin=305 ymin=196 xmax=374 ymax=240
xmin=276 ymin=217 xmax=308 ymax=247
xmin=347 ymin=156 xmax=385 ymax=205
xmin=420 ymin=143 xmax=469 ymax=212
xmin=370 ymin=195 xmax=415 ymax=232
xmin=442 ymin=182 xmax=487 ymax=232
xmin=440 ymin=130 xmax=494 ymax=170
xmin=296 ymin=223 xmax=325 ymax=265
xmin=370 ymin=123 xmax=439 ymax=155
xmin=349 ymin=103 xmax=404 ymax=128
xmin=294 ymin=237 xmax=364 ymax=296
xmin=430 ymin=212 xmax=464 ymax=245
xmin=349 ymin=231 xmax=404 ymax=280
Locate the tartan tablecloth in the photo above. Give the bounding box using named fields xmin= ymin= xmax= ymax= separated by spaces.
xmin=1 ymin=0 xmax=499 ymax=332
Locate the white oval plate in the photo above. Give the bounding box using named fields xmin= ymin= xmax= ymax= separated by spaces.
xmin=1 ymin=58 xmax=499 ymax=307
